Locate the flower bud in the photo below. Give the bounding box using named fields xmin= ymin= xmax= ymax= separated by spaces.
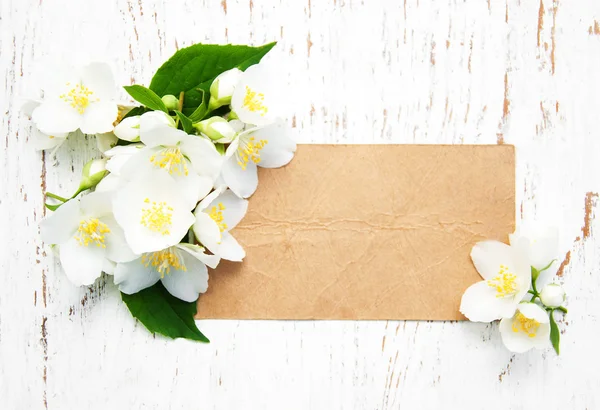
xmin=195 ymin=116 xmax=237 ymax=143
xmin=161 ymin=94 xmax=179 ymax=111
xmin=540 ymin=284 xmax=566 ymax=308
xmin=113 ymin=116 xmax=141 ymax=142
xmin=79 ymin=158 xmax=108 ymax=192
xmin=209 ymin=68 xmax=243 ymax=110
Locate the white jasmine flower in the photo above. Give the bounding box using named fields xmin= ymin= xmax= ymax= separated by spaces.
xmin=231 ymin=64 xmax=279 ymax=126
xmin=209 ymin=68 xmax=243 ymax=108
xmin=221 ymin=120 xmax=296 ymax=198
xmin=32 ymin=62 xmax=118 ymax=135
xmin=509 ymin=224 xmax=559 ymax=288
xmin=120 ymin=111 xmax=222 ymax=207
xmin=40 ymin=191 xmax=137 ymax=286
xmin=193 ymin=187 xmax=248 ymax=261
xmin=499 ymin=302 xmax=550 ymax=353
xmin=112 ymin=170 xmax=195 ymax=254
xmin=113 ymin=115 xmax=141 ymax=141
xmin=539 ymin=284 xmax=566 ymax=308
xmin=114 ymin=243 xmax=219 ymax=302
xmin=460 ymin=240 xmax=531 ymax=322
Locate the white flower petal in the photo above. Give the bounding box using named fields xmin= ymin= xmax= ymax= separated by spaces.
xmin=242 ymin=121 xmax=296 ymax=168
xmin=80 ymin=100 xmax=118 ymax=134
xmin=40 ymin=199 xmax=82 ymax=244
xmin=59 ymin=236 xmax=105 ymax=286
xmin=203 ymin=189 xmax=248 ymax=231
xmin=177 ymin=243 xmax=220 ymax=269
xmin=95 ymin=173 xmax=122 ymax=192
xmin=32 ymin=99 xmax=82 ymax=135
xmin=103 ymin=259 xmax=116 ymax=275
xmin=80 ymin=62 xmax=116 ymax=100
xmin=221 ymin=155 xmax=258 ymax=199
xmin=21 ymin=99 xmax=41 ymax=118
xmin=160 ymin=253 xmax=208 ymax=302
xmin=114 ymin=258 xmax=161 ymax=294
xmin=102 ymin=215 xmax=138 ymax=263
xmin=79 ymin=191 xmax=112 ymax=218
xmin=217 ymin=232 xmax=245 ymax=261
xmin=192 ymin=211 xmax=222 ymax=255
xmin=31 ymin=127 xmax=68 ymax=151
xmin=471 ymin=241 xmax=516 ymax=280
xmin=459 ymin=281 xmax=518 ymax=322
xmin=180 ymin=134 xmax=222 ymax=180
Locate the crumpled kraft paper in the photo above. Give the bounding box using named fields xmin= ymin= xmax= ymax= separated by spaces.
xmin=196 ymin=144 xmax=515 ymax=320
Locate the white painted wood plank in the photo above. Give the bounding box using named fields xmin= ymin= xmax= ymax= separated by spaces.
xmin=1 ymin=0 xmax=600 ymax=408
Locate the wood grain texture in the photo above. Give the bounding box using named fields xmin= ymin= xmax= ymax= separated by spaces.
xmin=1 ymin=0 xmax=599 ymax=408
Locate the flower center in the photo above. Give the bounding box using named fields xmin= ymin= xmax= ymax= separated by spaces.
xmin=140 ymin=198 xmax=173 ymax=235
xmin=236 ymin=136 xmax=268 ymax=170
xmin=149 ymin=147 xmax=189 ymax=176
xmin=59 ymin=83 xmax=95 ymax=114
xmin=76 ymin=218 xmax=110 ymax=247
xmin=208 ymin=202 xmax=228 ymax=232
xmin=141 ymin=248 xmax=186 ymax=278
xmin=512 ymin=312 xmax=540 ymax=338
xmin=242 ymin=86 xmax=268 ymax=116
xmin=487 ymin=265 xmax=518 ymax=298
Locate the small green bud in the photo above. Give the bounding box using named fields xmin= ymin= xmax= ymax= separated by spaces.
xmin=209 ymin=68 xmax=243 ymax=110
xmin=161 ymin=94 xmax=179 ymax=111
xmin=196 ymin=116 xmax=237 ymax=142
xmin=540 ymin=284 xmax=566 ymax=308
xmin=79 ymin=158 xmax=108 ymax=192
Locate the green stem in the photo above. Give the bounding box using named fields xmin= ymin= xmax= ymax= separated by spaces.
xmin=556 ymin=306 xmax=568 ymax=314
xmin=46 ymin=192 xmax=69 ymax=202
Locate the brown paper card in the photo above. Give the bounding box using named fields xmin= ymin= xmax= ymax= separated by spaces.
xmin=196 ymin=144 xmax=515 ymax=321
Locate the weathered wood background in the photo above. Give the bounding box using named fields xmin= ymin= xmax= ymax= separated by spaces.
xmin=1 ymin=0 xmax=600 ymax=408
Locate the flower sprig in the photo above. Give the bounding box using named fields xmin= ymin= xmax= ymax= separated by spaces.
xmin=460 ymin=226 xmax=567 ymax=354
xmin=25 ymin=42 xmax=296 ymax=342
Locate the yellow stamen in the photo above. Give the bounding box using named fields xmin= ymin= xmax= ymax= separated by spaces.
xmin=487 ymin=264 xmax=518 ymax=298
xmin=242 ymin=86 xmax=268 ymax=116
xmin=512 ymin=312 xmax=540 ymax=338
xmin=141 ymin=248 xmax=186 ymax=278
xmin=149 ymin=147 xmax=189 ymax=176
xmin=76 ymin=218 xmax=110 ymax=247
xmin=140 ymin=198 xmax=173 ymax=235
xmin=208 ymin=202 xmax=228 ymax=232
xmin=236 ymin=136 xmax=268 ymax=170
xmin=59 ymin=83 xmax=96 ymax=114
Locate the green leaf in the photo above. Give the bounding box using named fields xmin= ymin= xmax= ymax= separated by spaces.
xmin=45 ymin=203 xmax=61 ymax=211
xmin=174 ymin=110 xmax=194 ymax=134
xmin=123 ymin=85 xmax=168 ymax=113
xmin=549 ymin=310 xmax=560 ymax=355
xmin=187 ymin=89 xmax=207 ymax=122
xmin=215 ymin=143 xmax=226 ymax=155
xmin=121 ymin=282 xmax=209 ymax=343
xmin=149 ymin=42 xmax=276 ymax=111
xmin=122 ymin=105 xmax=148 ymax=120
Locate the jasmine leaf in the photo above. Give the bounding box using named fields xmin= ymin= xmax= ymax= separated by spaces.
xmin=121 ymin=282 xmax=209 ymax=343
xmin=149 ymin=42 xmax=276 ymax=111
xmin=122 ymin=105 xmax=148 ymax=120
xmin=549 ymin=310 xmax=560 ymax=355
xmin=174 ymin=110 xmax=194 ymax=134
xmin=187 ymin=89 xmax=207 ymax=122
xmin=123 ymin=85 xmax=168 ymax=113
